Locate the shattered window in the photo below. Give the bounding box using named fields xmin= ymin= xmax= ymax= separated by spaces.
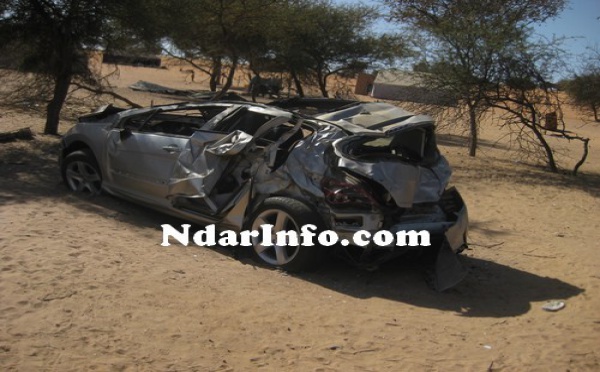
xmin=121 ymin=107 xmax=228 ymax=137
xmin=347 ymin=128 xmax=428 ymax=162
xmin=122 ymin=113 xmax=151 ymax=131
xmin=214 ymin=109 xmax=274 ymax=135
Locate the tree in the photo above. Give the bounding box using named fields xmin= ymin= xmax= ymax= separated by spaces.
xmin=277 ymin=1 xmax=404 ymax=97
xmin=159 ymin=0 xmax=279 ymax=97
xmin=384 ymin=0 xmax=567 ymax=156
xmin=157 ymin=0 xmax=404 ymax=99
xmin=562 ymin=51 xmax=600 ymax=122
xmin=0 ymin=0 xmax=124 ymax=135
xmin=483 ymin=37 xmax=589 ymax=174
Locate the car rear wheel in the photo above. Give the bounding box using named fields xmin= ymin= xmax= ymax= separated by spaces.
xmin=245 ymin=197 xmax=325 ymax=272
xmin=61 ymin=149 xmax=102 ymax=196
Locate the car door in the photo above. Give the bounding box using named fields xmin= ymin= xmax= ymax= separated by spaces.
xmin=105 ymin=125 xmax=190 ymax=206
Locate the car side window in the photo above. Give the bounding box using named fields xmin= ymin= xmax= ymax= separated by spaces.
xmin=139 ymin=114 xmax=204 ymax=137
xmin=119 ymin=107 xmax=229 ymax=137
xmin=122 ymin=114 xmax=149 ymax=131
xmin=212 ymin=108 xmax=274 ymax=135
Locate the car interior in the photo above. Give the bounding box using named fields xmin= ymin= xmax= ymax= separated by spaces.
xmin=121 ymin=107 xmax=229 ymax=137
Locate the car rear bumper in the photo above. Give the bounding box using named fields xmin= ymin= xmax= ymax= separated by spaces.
xmin=331 ymin=187 xmax=468 ymax=252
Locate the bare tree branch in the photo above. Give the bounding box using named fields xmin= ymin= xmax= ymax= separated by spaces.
xmin=71 ymin=81 xmax=141 ymax=108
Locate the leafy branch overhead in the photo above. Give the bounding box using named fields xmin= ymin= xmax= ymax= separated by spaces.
xmin=158 ymin=0 xmax=406 ymax=98
xmin=0 ymin=0 xmax=407 ymax=134
xmin=0 ymin=0 xmax=140 ymax=134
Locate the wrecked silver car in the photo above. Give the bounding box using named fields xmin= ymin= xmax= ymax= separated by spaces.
xmin=59 ymin=100 xmax=468 ymax=290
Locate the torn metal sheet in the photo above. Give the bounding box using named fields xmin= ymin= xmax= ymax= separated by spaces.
xmin=259 ymin=125 xmax=346 ymax=197
xmin=316 ymin=102 xmax=415 ymax=129
xmin=167 ymin=130 xmax=253 ymax=211
xmin=206 ymin=130 xmax=253 ymax=156
xmin=413 ymin=155 xmax=451 ymax=203
xmin=430 ymin=240 xmax=468 ymax=292
xmin=445 ymin=204 xmax=469 ymax=251
xmin=336 ymin=155 xmax=421 ymax=208
xmin=129 ymin=80 xmax=188 ymax=96
xmin=129 ymin=80 xmax=247 ymax=101
xmin=332 ymin=147 xmax=449 ymax=208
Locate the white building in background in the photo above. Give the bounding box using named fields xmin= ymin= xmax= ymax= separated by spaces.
xmin=371 ymin=69 xmax=456 ymax=106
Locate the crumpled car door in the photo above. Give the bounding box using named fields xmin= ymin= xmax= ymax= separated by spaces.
xmin=167 ymin=116 xmax=300 ymax=215
xmin=167 ymin=130 xmax=253 ymax=213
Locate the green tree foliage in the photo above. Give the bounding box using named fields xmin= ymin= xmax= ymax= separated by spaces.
xmin=384 ymin=0 xmax=567 ymax=156
xmin=562 ymin=53 xmax=600 ymax=122
xmin=0 ymin=0 xmax=126 ymax=135
xmin=159 ymin=0 xmax=405 ymax=98
xmin=291 ymin=2 xmax=403 ymax=97
xmin=102 ymin=0 xmax=165 ymax=56
xmin=274 ymin=1 xmax=404 ymax=97
xmin=157 ymin=0 xmax=280 ymax=95
xmin=566 ymin=74 xmax=600 ymax=122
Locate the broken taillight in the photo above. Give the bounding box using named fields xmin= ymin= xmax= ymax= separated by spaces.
xmin=321 ymin=176 xmax=378 ymax=209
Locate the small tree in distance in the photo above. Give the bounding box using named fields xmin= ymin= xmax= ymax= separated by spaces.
xmin=486 ymin=38 xmax=590 ymax=174
xmin=561 ymin=49 xmax=600 ymax=122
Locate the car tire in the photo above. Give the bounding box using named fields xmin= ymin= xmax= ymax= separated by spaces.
xmin=244 ymin=197 xmax=326 ymax=272
xmin=61 ymin=149 xmax=103 ymax=196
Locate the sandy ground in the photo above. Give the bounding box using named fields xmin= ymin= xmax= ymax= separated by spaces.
xmin=1 ymin=65 xmax=600 ymax=371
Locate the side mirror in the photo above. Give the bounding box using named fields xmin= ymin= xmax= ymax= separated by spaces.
xmin=120 ymin=127 xmax=133 ymax=141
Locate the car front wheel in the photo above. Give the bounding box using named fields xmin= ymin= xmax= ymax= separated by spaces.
xmin=245 ymin=197 xmax=325 ymax=272
xmin=61 ymin=149 xmax=102 ymax=196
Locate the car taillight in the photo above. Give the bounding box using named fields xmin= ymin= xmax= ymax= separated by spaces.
xmin=321 ymin=177 xmax=378 ymax=209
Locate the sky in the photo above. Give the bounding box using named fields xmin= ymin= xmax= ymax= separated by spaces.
xmin=535 ymin=0 xmax=600 ymax=63
xmin=338 ymin=0 xmax=600 ymax=74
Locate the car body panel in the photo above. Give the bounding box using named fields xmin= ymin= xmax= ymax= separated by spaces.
xmin=106 ymin=129 xmax=190 ymax=202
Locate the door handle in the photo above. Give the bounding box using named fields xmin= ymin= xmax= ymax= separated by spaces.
xmin=162 ymin=145 xmax=181 ymax=153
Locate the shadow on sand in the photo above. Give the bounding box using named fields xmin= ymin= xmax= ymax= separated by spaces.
xmin=438 ymin=133 xmax=510 ymax=150
xmin=280 ymin=255 xmax=583 ymax=318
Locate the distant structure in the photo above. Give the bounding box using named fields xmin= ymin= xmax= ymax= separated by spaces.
xmin=101 ymin=53 xmax=161 ymax=68
xmin=370 ymin=69 xmax=456 ymax=106
xmin=354 ymin=72 xmax=376 ymax=96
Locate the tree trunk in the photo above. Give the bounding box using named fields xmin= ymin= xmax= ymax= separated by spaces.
xmin=317 ymin=71 xmax=328 ymax=98
xmin=530 ymin=112 xmax=558 ymax=172
xmin=44 ymin=72 xmax=72 ymax=135
xmin=250 ymin=73 xmax=261 ymax=102
xmin=290 ymin=69 xmax=304 ymax=97
xmin=573 ymin=137 xmax=589 ymax=175
xmin=44 ymin=25 xmax=75 ymax=135
xmin=593 ymin=104 xmax=599 ymax=122
xmin=467 ymin=102 xmax=478 ymax=157
xmin=209 ymin=57 xmax=222 ymax=92
xmin=213 ymin=56 xmax=238 ymax=101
